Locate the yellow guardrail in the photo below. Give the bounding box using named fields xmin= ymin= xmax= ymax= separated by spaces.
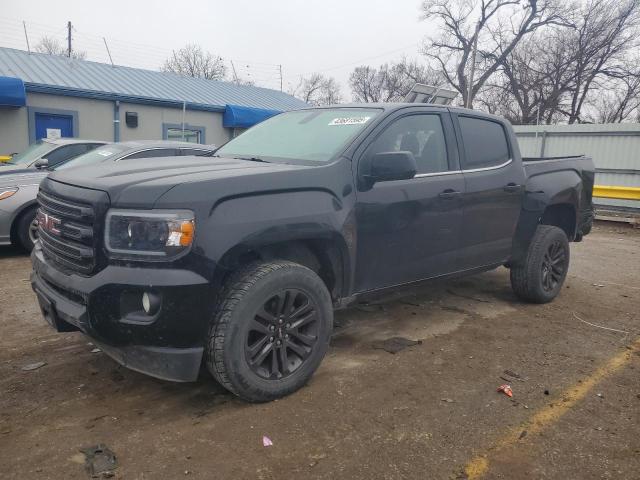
xmin=593 ymin=185 xmax=640 ymax=201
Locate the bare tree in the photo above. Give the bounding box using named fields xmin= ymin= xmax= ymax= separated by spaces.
xmin=290 ymin=73 xmax=343 ymax=106
xmin=490 ymin=0 xmax=640 ymax=124
xmin=421 ymin=0 xmax=570 ymax=108
xmin=561 ymin=0 xmax=640 ymax=123
xmin=589 ymin=64 xmax=640 ymax=123
xmin=162 ymin=44 xmax=226 ymax=80
xmin=35 ymin=36 xmax=86 ymax=60
xmin=350 ymin=59 xmax=443 ymax=102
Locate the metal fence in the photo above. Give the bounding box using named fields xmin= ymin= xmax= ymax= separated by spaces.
xmin=513 ymin=123 xmax=640 ymax=210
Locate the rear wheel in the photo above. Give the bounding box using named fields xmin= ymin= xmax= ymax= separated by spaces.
xmin=15 ymin=207 xmax=38 ymax=252
xmin=510 ymin=225 xmax=569 ymax=303
xmin=206 ymin=261 xmax=333 ymax=402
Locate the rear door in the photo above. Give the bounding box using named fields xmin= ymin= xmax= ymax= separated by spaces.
xmin=454 ymin=114 xmax=526 ymax=270
xmin=354 ymin=109 xmax=465 ymax=292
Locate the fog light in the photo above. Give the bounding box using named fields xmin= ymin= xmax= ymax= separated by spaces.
xmin=141 ymin=291 xmax=161 ymax=315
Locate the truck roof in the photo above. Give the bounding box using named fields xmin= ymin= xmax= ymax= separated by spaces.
xmin=296 ymin=103 xmax=509 ymax=123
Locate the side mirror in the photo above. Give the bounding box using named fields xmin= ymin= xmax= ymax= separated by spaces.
xmin=34 ymin=158 xmax=49 ymax=169
xmin=368 ymin=151 xmax=417 ymax=183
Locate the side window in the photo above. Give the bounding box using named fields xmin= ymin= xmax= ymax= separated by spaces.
xmin=180 ymin=149 xmax=209 ymax=156
xmin=166 ymin=128 xmax=201 ymax=143
xmin=365 ymin=114 xmax=449 ymax=174
xmin=458 ymin=116 xmax=510 ymax=169
xmin=124 ymin=149 xmax=177 ymax=160
xmin=45 ymin=144 xmax=93 ymax=166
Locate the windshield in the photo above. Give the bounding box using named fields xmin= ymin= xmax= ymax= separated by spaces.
xmin=55 ymin=144 xmax=129 ymax=170
xmin=7 ymin=141 xmax=55 ymax=166
xmin=216 ymin=108 xmax=381 ymax=163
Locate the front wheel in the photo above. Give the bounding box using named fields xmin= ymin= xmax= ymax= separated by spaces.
xmin=206 ymin=261 xmax=333 ymax=402
xmin=15 ymin=207 xmax=38 ymax=252
xmin=510 ymin=225 xmax=570 ymax=304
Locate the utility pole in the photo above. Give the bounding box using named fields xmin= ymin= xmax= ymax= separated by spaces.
xmin=23 ymin=21 xmax=31 ymax=54
xmin=466 ymin=21 xmax=480 ymax=109
xmin=67 ymin=21 xmax=72 ymax=58
xmin=279 ymin=65 xmax=283 ymax=92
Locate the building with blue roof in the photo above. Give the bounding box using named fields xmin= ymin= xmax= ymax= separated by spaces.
xmin=0 ymin=47 xmax=307 ymax=155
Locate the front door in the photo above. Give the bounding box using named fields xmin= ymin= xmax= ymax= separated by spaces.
xmin=453 ymin=114 xmax=526 ymax=270
xmin=354 ymin=110 xmax=465 ymax=293
xmin=35 ymin=113 xmax=73 ymax=141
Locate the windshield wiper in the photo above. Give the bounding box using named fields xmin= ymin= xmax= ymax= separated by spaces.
xmin=232 ymin=156 xmax=269 ymax=163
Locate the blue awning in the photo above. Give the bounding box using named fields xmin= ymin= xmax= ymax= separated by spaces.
xmin=223 ymin=104 xmax=280 ymax=129
xmin=0 ymin=76 xmax=26 ymax=107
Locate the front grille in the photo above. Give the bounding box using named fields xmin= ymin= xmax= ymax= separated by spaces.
xmin=37 ymin=191 xmax=97 ymax=275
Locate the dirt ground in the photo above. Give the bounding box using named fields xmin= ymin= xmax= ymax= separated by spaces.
xmin=1 ymin=222 xmax=639 ymax=480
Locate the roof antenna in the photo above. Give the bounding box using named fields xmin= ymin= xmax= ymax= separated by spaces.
xmin=103 ymin=37 xmax=114 ymax=67
xmin=23 ymin=21 xmax=31 ymax=54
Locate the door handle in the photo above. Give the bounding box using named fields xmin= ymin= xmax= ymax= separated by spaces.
xmin=503 ymin=183 xmax=522 ymax=193
xmin=438 ymin=189 xmax=461 ymax=199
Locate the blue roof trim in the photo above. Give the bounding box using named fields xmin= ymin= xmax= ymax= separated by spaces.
xmin=223 ymin=104 xmax=280 ymax=129
xmin=25 ymin=83 xmax=226 ymax=112
xmin=0 ymin=76 xmax=26 ymax=107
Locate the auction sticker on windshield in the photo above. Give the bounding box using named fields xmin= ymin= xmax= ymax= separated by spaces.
xmin=329 ymin=116 xmax=371 ymax=126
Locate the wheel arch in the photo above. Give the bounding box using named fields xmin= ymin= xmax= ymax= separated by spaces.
xmin=9 ymin=199 xmax=38 ymax=244
xmin=213 ymin=234 xmax=351 ymax=304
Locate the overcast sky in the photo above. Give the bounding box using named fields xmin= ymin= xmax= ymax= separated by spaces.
xmin=2 ymin=0 xmax=432 ymax=98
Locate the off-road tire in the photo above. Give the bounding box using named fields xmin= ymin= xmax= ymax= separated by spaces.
xmin=15 ymin=206 xmax=38 ymax=252
xmin=510 ymin=225 xmax=570 ymax=304
xmin=206 ymin=261 xmax=333 ymax=402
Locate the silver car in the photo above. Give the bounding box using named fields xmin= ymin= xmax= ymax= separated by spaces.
xmin=0 ymin=140 xmax=216 ymax=251
xmin=0 ymin=138 xmax=107 ymax=172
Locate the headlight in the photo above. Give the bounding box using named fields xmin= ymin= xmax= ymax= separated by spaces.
xmin=0 ymin=187 xmax=18 ymax=200
xmin=105 ymin=209 xmax=195 ymax=259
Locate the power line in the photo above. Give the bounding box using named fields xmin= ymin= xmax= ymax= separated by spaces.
xmin=291 ymin=43 xmax=421 ymax=77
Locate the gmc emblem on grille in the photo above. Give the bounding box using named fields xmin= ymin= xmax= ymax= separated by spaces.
xmin=36 ymin=210 xmax=62 ymax=235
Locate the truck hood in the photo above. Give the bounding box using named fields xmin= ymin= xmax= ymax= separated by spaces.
xmin=47 ymin=156 xmax=309 ymax=207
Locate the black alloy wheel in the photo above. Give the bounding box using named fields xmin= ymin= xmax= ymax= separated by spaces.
xmin=246 ymin=289 xmax=319 ymax=380
xmin=541 ymin=240 xmax=567 ymax=292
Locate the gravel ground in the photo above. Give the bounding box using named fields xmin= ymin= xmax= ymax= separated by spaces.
xmin=0 ymin=222 xmax=638 ymax=479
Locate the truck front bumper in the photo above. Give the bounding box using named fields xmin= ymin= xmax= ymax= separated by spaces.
xmin=30 ymin=244 xmax=212 ymax=382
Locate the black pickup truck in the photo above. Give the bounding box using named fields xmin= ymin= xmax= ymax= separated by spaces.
xmin=30 ymin=104 xmax=594 ymax=402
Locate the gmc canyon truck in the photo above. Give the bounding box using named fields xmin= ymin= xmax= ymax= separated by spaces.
xmin=30 ymin=104 xmax=594 ymax=402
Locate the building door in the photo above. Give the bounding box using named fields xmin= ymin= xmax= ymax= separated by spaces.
xmin=35 ymin=113 xmax=73 ymax=141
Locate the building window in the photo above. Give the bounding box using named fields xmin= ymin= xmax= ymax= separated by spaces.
xmin=162 ymin=123 xmax=206 ymax=144
xmin=166 ymin=128 xmax=200 ymax=143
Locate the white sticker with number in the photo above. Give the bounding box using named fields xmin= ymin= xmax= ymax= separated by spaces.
xmin=328 ymin=116 xmax=371 ymax=126
xmin=46 ymin=128 xmax=62 ymax=139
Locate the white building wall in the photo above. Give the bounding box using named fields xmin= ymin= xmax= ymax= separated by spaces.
xmin=0 ymin=107 xmax=28 ymax=155
xmin=0 ymin=93 xmax=232 ymax=156
xmin=118 ymin=103 xmax=230 ymax=146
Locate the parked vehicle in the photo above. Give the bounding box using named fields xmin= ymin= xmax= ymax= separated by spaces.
xmin=30 ymin=104 xmax=594 ymax=402
xmin=1 ymin=141 xmax=216 ymax=251
xmin=0 ymin=138 xmax=107 ymax=173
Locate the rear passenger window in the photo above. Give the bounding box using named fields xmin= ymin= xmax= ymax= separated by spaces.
xmin=124 ymin=149 xmax=177 ymax=160
xmin=180 ymin=149 xmax=209 ymax=156
xmin=459 ymin=116 xmax=510 ymax=169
